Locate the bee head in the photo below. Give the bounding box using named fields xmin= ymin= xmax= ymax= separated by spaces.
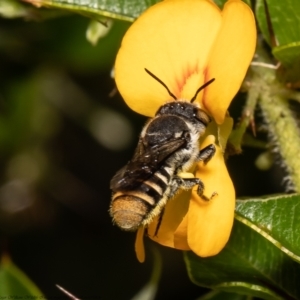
xmin=156 ymin=101 xmax=211 ymax=126
xmin=144 ymin=68 xmax=214 ymax=104
xmin=145 ymin=68 xmax=213 ymax=125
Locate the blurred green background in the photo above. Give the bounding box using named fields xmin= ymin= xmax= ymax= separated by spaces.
xmin=0 ymin=4 xmax=286 ymax=299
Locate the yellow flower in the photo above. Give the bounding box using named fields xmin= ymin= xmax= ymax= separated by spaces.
xmin=115 ymin=0 xmax=256 ymax=124
xmin=115 ymin=0 xmax=256 ymax=262
xmin=135 ymin=118 xmax=235 ymax=262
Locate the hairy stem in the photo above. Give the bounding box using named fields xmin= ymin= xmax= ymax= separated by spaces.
xmin=250 ymin=44 xmax=300 ymax=192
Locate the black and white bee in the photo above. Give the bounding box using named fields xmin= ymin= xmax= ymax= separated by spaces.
xmin=110 ymin=68 xmax=216 ymax=231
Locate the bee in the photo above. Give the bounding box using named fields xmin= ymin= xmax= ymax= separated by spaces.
xmin=110 ymin=68 xmax=216 ymax=231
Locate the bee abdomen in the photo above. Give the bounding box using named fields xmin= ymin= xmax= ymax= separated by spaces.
xmin=110 ymin=173 xmax=170 ymax=231
xmin=110 ymin=194 xmax=153 ymax=231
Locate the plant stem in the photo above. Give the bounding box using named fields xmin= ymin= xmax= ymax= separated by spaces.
xmin=229 ymin=80 xmax=260 ymax=153
xmin=250 ymin=44 xmax=300 ymax=192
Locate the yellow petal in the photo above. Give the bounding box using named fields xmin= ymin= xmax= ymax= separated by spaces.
xmin=146 ymin=117 xmax=233 ymax=252
xmin=147 ymin=190 xmax=190 ymax=249
xmin=203 ymin=0 xmax=256 ymax=124
xmin=173 ymin=214 xmax=190 ymax=250
xmin=135 ymin=227 xmax=146 ymax=263
xmin=218 ymin=115 xmax=234 ymax=151
xmin=199 ymin=115 xmax=233 ymax=151
xmin=187 ymin=135 xmax=235 ymax=256
xmin=115 ymin=0 xmax=222 ymax=117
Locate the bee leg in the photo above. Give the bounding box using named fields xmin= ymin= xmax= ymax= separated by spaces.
xmin=196 ymin=145 xmax=218 ymax=200
xmin=197 ymin=144 xmax=216 ymax=164
xmin=170 ymin=176 xmax=217 ymax=201
xmin=167 ymin=176 xmax=192 ymax=200
xmin=174 ymin=176 xmax=217 ymax=201
xmin=154 ymin=208 xmax=165 ymax=236
xmin=196 ymin=180 xmax=217 ymax=201
xmin=170 ymin=176 xmax=200 ymax=196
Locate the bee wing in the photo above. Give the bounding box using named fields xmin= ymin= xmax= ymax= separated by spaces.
xmin=110 ymin=137 xmax=186 ymax=191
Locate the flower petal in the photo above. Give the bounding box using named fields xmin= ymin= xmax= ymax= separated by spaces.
xmin=135 ymin=227 xmax=146 ymax=263
xmin=218 ymin=114 xmax=234 ymax=151
xmin=187 ymin=134 xmax=235 ymax=256
xmin=173 ymin=214 xmax=190 ymax=250
xmin=203 ymin=0 xmax=256 ymax=124
xmin=147 ymin=190 xmax=190 ymax=249
xmin=115 ymin=0 xmax=222 ymax=117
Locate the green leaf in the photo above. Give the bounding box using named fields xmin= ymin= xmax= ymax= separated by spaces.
xmin=255 ymin=0 xmax=272 ymax=45
xmin=197 ymin=290 xmax=249 ymax=300
xmin=24 ymin=0 xmax=252 ymax=22
xmin=185 ymin=219 xmax=300 ymax=299
xmin=273 ymin=42 xmax=300 ymax=67
xmin=0 ymin=255 xmax=44 ymax=297
xmin=267 ymin=0 xmax=300 ymax=46
xmin=235 ymin=194 xmax=300 ymax=262
xmin=25 ymin=0 xmax=160 ymax=22
xmin=256 ymin=0 xmax=300 ymax=69
xmin=274 ymin=58 xmax=300 ymax=83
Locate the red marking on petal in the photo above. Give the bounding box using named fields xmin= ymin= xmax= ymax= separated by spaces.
xmin=176 ymin=66 xmax=201 ymax=99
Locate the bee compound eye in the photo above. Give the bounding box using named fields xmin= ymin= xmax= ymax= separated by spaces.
xmin=196 ymin=109 xmax=211 ymax=125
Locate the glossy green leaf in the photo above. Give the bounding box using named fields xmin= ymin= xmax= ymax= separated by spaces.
xmin=0 ymin=0 xmax=71 ymax=20
xmin=235 ymin=194 xmax=300 ymax=262
xmin=185 ymin=220 xmax=300 ymax=299
xmin=256 ymin=0 xmax=300 ymax=47
xmin=255 ymin=0 xmax=271 ymax=45
xmin=185 ymin=194 xmax=300 ymax=299
xmin=197 ymin=290 xmax=248 ymax=300
xmin=0 ymin=255 xmax=44 ymax=297
xmin=273 ymin=42 xmax=300 ymax=67
xmin=24 ymin=0 xmax=252 ymax=22
xmin=25 ymin=0 xmax=160 ymax=22
xmin=256 ymin=0 xmax=300 ymax=68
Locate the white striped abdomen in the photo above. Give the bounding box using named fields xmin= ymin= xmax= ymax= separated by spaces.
xmin=110 ymin=166 xmax=172 ymax=231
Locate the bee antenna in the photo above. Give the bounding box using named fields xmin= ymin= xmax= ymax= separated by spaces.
xmin=190 ymin=78 xmax=215 ymax=103
xmin=144 ymin=68 xmax=177 ymax=101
